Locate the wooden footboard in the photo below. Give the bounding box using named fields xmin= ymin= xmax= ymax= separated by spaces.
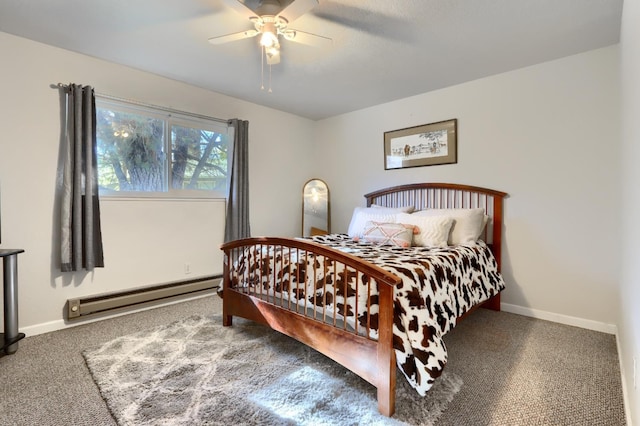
xmin=220 ymin=237 xmax=402 ymax=416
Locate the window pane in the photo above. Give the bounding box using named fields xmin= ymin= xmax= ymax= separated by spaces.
xmin=96 ymin=107 xmax=166 ymax=192
xmin=95 ymin=98 xmax=229 ymax=198
xmin=171 ymin=124 xmax=228 ymax=192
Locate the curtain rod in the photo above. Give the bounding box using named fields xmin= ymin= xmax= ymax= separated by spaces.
xmin=56 ymin=83 xmax=230 ymax=125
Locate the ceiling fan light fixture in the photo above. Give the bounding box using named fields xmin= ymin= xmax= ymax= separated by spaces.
xmin=260 ymin=30 xmax=278 ymax=48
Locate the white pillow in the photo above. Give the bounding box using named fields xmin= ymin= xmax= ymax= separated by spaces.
xmin=396 ymin=213 xmax=454 ymax=247
xmin=413 ymin=208 xmax=485 ymax=245
xmin=371 ymin=204 xmax=414 ymax=213
xmin=347 ymin=207 xmax=399 ymax=238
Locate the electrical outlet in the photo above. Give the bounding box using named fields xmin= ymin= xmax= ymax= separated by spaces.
xmin=184 ymin=263 xmax=191 ymax=274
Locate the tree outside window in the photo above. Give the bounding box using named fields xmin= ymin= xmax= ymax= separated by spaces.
xmin=96 ymin=100 xmax=229 ymax=198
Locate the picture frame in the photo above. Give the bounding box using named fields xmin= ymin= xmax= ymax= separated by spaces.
xmin=384 ymin=119 xmax=457 ymax=170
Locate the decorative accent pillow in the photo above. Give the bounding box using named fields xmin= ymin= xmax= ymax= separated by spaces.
xmin=413 ymin=208 xmax=485 ymax=245
xmin=354 ymin=221 xmax=417 ymax=247
xmin=395 ymin=213 xmax=454 ymax=247
xmin=347 ymin=207 xmax=400 ymax=238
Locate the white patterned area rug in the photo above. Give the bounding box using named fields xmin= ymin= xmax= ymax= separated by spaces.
xmin=83 ymin=315 xmax=462 ymax=426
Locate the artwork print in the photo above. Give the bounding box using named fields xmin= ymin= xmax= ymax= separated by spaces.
xmin=384 ymin=119 xmax=457 ymax=170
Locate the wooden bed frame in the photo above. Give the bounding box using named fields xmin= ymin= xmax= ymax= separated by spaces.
xmin=220 ymin=183 xmax=507 ymax=417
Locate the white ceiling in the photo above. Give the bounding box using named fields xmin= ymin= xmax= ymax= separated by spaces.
xmin=0 ymin=0 xmax=623 ymax=120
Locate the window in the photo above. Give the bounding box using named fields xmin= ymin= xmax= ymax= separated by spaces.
xmin=95 ymin=99 xmax=229 ymax=198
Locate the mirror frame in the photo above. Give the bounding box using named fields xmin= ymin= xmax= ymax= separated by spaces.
xmin=301 ymin=178 xmax=330 ymax=236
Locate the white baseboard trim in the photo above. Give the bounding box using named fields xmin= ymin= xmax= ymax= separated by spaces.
xmin=25 ymin=299 xmax=617 ymax=337
xmin=500 ymin=303 xmax=618 ymax=335
xmin=22 ymin=319 xmax=67 ymax=337
xmin=615 ymin=334 xmax=634 ymax=426
xmin=20 ymin=293 xmax=214 ymax=338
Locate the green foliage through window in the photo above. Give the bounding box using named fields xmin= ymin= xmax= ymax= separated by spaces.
xmin=96 ymin=99 xmax=229 ymax=197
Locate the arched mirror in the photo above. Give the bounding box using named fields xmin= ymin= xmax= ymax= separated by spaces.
xmin=302 ymin=178 xmax=330 ymax=237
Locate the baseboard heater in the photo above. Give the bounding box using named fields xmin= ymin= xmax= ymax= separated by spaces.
xmin=66 ymin=275 xmax=221 ymax=320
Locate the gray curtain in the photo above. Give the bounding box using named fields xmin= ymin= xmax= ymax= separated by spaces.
xmin=60 ymin=84 xmax=104 ymax=272
xmin=224 ymin=119 xmax=251 ymax=242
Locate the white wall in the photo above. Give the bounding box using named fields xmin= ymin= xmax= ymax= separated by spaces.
xmin=314 ymin=46 xmax=621 ymax=330
xmin=619 ymin=0 xmax=640 ymax=422
xmin=0 ymin=31 xmax=314 ymax=332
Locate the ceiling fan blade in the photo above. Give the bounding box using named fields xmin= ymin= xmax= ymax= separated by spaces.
xmin=283 ymin=29 xmax=332 ymax=47
xmin=313 ymin=4 xmax=415 ymax=43
xmin=208 ymin=29 xmax=259 ymax=44
xmin=276 ymin=0 xmax=318 ymax=23
xmin=224 ymin=0 xmax=259 ymax=20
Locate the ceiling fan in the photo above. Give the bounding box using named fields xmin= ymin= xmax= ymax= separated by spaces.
xmin=208 ymin=0 xmax=331 ymax=66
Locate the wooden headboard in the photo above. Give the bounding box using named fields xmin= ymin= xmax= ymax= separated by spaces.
xmin=364 ymin=183 xmax=508 ymax=270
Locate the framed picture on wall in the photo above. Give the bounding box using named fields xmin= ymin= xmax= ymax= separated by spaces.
xmin=384 ymin=119 xmax=457 ymax=170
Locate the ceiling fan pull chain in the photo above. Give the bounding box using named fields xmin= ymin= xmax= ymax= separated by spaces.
xmin=269 ymin=63 xmax=273 ymax=93
xmin=261 ymin=45 xmax=265 ymax=91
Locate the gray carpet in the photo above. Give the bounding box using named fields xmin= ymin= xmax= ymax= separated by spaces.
xmin=0 ymin=295 xmax=627 ymax=425
xmin=82 ymin=315 xmax=461 ymax=426
xmin=438 ymin=309 xmax=627 ymax=426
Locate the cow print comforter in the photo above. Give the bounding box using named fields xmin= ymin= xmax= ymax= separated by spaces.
xmin=234 ymin=234 xmax=505 ymax=396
